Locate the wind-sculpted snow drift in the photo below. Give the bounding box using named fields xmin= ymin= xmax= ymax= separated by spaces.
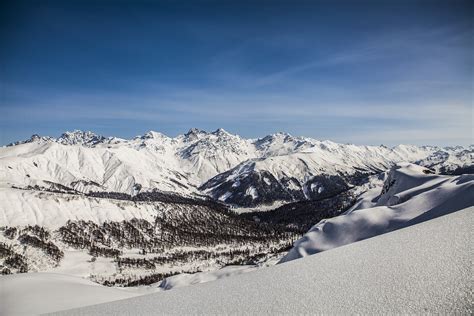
xmin=280 ymin=163 xmax=474 ymax=263
xmin=0 ymin=273 xmax=143 ymax=315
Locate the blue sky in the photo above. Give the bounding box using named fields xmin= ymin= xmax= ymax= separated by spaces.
xmin=0 ymin=0 xmax=472 ymax=146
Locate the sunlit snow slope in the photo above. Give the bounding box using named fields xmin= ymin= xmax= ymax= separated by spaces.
xmin=0 ymin=273 xmax=144 ymax=315
xmin=280 ymin=162 xmax=474 ymax=262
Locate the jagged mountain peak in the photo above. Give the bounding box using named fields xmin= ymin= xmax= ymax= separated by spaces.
xmin=272 ymin=131 xmax=293 ymax=137
xmin=29 ymin=134 xmax=55 ymax=143
xmin=6 ymin=134 xmax=55 ymax=147
xmin=211 ymin=128 xmax=232 ymax=136
xmin=56 ymin=130 xmax=105 ymax=146
xmin=255 ymin=132 xmax=293 ymax=146
xmin=140 ymin=130 xmax=170 ymax=140
xmin=59 ymin=129 xmax=94 ymax=137
xmin=184 ymin=128 xmax=208 ymax=141
xmin=253 ymin=132 xmax=316 ymax=157
xmin=183 ymin=128 xmax=241 ymax=143
xmin=186 ymin=127 xmax=207 ymax=135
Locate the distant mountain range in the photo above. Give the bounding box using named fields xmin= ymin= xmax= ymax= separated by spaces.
xmin=2 ymin=129 xmax=473 ymax=207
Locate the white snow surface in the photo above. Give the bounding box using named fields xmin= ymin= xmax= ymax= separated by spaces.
xmin=48 ymin=207 xmax=472 ymax=315
xmin=158 ymin=265 xmax=257 ymax=290
xmin=0 ymin=265 xmax=264 ymax=315
xmin=245 ymin=186 xmax=258 ymax=199
xmin=0 ymin=273 xmax=144 ymax=315
xmin=280 ymin=162 xmax=474 ymax=262
xmin=0 ymin=188 xmax=158 ymax=228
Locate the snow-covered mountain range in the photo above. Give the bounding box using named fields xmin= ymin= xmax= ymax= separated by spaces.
xmin=2 ymin=129 xmax=472 ymax=208
xmin=1 ymin=128 xmax=472 ymax=315
xmin=1 ymin=163 xmax=472 ymax=315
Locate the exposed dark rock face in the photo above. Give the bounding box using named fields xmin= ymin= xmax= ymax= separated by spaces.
xmin=201 ymin=169 xmax=355 ymax=207
xmin=6 ymin=134 xmax=54 ymax=147
xmin=201 ymin=170 xmax=295 ymax=207
xmin=302 ymin=174 xmax=350 ymax=200
xmin=56 ymin=130 xmax=106 ymax=146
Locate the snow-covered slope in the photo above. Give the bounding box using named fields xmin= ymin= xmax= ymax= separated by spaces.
xmin=201 ymin=144 xmax=472 ymax=206
xmin=45 ymin=207 xmax=472 ymax=315
xmin=0 ymin=129 xmax=258 ymax=196
xmin=280 ymin=163 xmax=474 ymax=262
xmin=0 ymin=185 xmax=295 ymax=284
xmin=158 ymin=265 xmax=257 ymax=290
xmin=0 ymin=273 xmax=144 ymax=315
xmin=2 ymin=129 xmax=471 ymax=206
xmin=0 ymin=188 xmax=159 ymax=229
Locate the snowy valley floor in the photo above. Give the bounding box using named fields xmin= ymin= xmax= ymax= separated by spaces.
xmin=0 ymin=206 xmax=469 ymax=315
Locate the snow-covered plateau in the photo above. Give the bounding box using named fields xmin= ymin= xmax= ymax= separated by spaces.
xmin=0 ymin=129 xmax=472 ymax=314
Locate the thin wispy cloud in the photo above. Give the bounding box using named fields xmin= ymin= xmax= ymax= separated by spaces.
xmin=2 ymin=81 xmax=471 ymax=146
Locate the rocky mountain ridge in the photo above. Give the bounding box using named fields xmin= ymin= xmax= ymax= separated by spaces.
xmin=2 ymin=129 xmax=472 ymax=207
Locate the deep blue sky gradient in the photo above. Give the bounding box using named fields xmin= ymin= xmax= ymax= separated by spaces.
xmin=1 ymin=0 xmax=472 ymax=145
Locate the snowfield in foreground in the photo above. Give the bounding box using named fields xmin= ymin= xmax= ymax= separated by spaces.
xmin=48 ymin=206 xmax=472 ymax=315
xmin=281 ymin=163 xmax=474 ymax=262
xmin=0 ymin=273 xmax=145 ymax=315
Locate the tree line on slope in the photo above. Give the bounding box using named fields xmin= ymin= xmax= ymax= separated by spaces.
xmin=0 ymin=201 xmax=299 ymax=286
xmin=240 ymin=191 xmax=356 ymax=232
